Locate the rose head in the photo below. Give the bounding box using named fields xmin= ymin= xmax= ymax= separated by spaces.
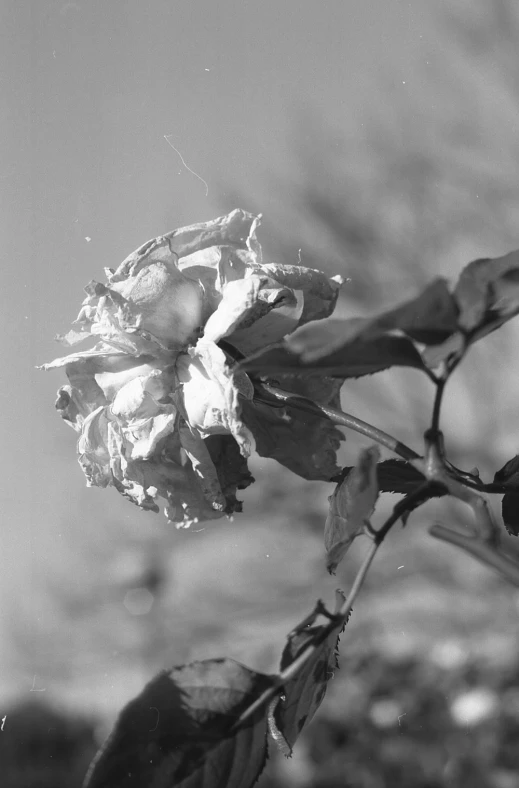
xmin=41 ymin=210 xmax=344 ymax=527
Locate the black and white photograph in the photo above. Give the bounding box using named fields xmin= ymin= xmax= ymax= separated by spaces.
xmin=3 ymin=1 xmax=519 ymax=786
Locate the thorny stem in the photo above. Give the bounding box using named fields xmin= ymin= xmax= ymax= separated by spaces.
xmin=231 ymin=542 xmax=379 ymax=732
xmin=278 ymin=541 xmax=380 ymax=688
xmin=259 ymin=383 xmax=421 ymax=463
xmin=430 ymin=523 xmax=519 ymax=586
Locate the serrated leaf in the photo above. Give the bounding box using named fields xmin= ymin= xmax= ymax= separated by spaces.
xmin=204 ymin=435 xmax=255 ymax=515
xmin=240 ymin=376 xmax=344 ymax=480
xmin=241 ymin=333 xmax=426 ymax=378
xmin=494 ymin=455 xmax=519 ymax=486
xmin=331 ymin=459 xmax=426 ymax=491
xmin=366 ymin=278 xmax=459 ymax=345
xmin=454 ymin=251 xmax=519 ymax=343
xmin=287 ymin=279 xmax=458 ymax=360
xmin=324 ymin=446 xmax=380 ymax=574
xmin=502 ymin=493 xmax=519 ymax=537
xmin=240 ymin=279 xmax=458 ymax=379
xmin=84 ymin=658 xmax=274 ymax=788
xmin=398 ymin=481 xmax=448 ymax=526
xmin=274 ymin=591 xmax=347 ymax=754
xmin=333 ymin=461 xmax=445 ymax=527
xmin=493 ymin=456 xmax=519 ymax=537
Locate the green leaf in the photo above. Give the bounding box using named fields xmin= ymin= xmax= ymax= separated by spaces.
xmin=494 ymin=455 xmax=519 ymax=486
xmin=205 ymin=435 xmax=255 ymax=515
xmin=324 ymin=446 xmax=380 ymax=574
xmin=83 ymin=659 xmax=274 ymax=788
xmin=333 ymin=461 xmax=446 ymax=526
xmin=375 ymin=459 xmax=427 ymax=493
xmin=364 ymin=278 xmax=459 ymax=345
xmin=241 ymin=334 xmax=426 ymax=378
xmin=287 ymin=279 xmax=458 ymax=360
xmin=454 ymin=251 xmax=519 ymax=342
xmin=240 ymin=376 xmax=344 ymax=480
xmin=333 ymin=459 xmax=427 ymax=493
xmin=502 ymin=493 xmax=519 ymax=537
xmin=241 ymin=279 xmax=458 ymax=379
xmin=274 ymin=591 xmax=348 ymax=754
xmin=494 ymin=455 xmax=519 ymax=537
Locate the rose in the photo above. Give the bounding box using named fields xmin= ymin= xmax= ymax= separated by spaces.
xmin=41 ymin=210 xmax=344 ymax=527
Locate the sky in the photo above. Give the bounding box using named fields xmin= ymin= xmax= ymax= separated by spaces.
xmin=3 ymin=0 xmax=516 ymax=713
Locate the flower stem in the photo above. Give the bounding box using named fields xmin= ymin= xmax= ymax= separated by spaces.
xmin=430 ymin=377 xmax=446 ymax=436
xmin=231 ymin=541 xmax=380 ymax=731
xmin=430 ymin=523 xmax=519 ymax=586
xmin=259 ymin=383 xmax=421 ymax=462
xmin=232 ymin=488 xmax=417 ymax=731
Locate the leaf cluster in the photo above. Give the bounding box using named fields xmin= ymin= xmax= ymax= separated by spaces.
xmin=240 ymin=251 xmax=519 ymax=381
xmin=83 ymin=595 xmax=348 ymax=788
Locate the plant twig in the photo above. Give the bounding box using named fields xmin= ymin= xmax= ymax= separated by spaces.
xmin=232 ymin=487 xmax=428 ymax=731
xmin=230 ymin=541 xmax=379 ymax=731
xmin=259 ymin=383 xmax=421 ymax=462
xmin=277 ymin=540 xmax=379 ymax=690
xmin=430 ymin=377 xmax=446 ymax=435
xmin=430 ymin=523 xmax=519 ymax=586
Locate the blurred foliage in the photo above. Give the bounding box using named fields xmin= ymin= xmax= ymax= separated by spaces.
xmin=3 ymin=643 xmax=519 ymax=788
xmin=0 ymin=701 xmax=97 ymax=788
xmin=261 ymin=646 xmax=519 ymax=788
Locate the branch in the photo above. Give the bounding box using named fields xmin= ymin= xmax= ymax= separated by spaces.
xmin=231 ymin=541 xmax=379 ymax=731
xmin=232 ymin=487 xmax=426 ymax=731
xmin=258 ymin=383 xmax=421 ymax=462
xmin=430 ymin=377 xmax=446 ymax=435
xmin=430 ymin=523 xmax=519 ymax=586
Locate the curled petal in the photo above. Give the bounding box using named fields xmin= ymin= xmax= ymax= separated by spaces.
xmin=178 ymin=421 xmax=226 ymax=512
xmin=203 ymin=275 xmax=299 ymax=346
xmin=110 ymin=370 xmax=171 ymax=421
xmin=259 ymin=263 xmax=343 ymax=326
xmin=176 ymin=339 xmax=254 ymax=456
xmin=71 ymin=254 xmax=204 ymax=350
xmin=41 ymin=348 xmax=159 ymax=429
xmin=111 ymin=209 xmax=260 ymax=282
xmin=78 ymin=406 xmax=113 ymax=487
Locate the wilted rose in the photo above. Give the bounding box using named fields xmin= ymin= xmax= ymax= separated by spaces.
xmin=42 ymin=209 xmax=344 ymax=527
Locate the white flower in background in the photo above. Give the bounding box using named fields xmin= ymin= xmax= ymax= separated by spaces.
xmin=41 ymin=209 xmax=344 ymax=527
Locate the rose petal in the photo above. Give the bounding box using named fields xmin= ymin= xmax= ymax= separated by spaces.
xmin=78 ymin=406 xmax=113 ymax=487
xmin=111 ymin=209 xmax=260 ymax=283
xmin=175 ymin=339 xmax=254 ymax=456
xmin=202 ymin=275 xmax=298 ymax=346
xmin=178 ymin=421 xmax=226 ymax=511
xmin=259 ymin=263 xmax=343 ymax=326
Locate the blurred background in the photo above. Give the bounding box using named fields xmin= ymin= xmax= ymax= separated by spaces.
xmin=3 ymin=0 xmax=519 ymax=785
